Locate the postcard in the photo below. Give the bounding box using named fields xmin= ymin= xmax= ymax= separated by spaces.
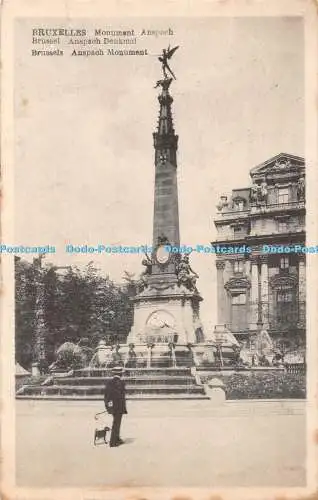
xmin=1 ymin=1 xmax=318 ymax=499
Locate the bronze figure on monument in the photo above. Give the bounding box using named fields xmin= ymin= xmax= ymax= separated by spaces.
xmin=158 ymin=45 xmax=179 ymax=80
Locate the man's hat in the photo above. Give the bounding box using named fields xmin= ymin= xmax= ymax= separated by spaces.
xmin=112 ymin=366 xmax=124 ymax=375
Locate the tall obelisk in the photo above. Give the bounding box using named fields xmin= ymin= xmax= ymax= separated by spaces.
xmin=152 ymin=77 xmax=180 ymax=251
xmin=128 ymin=47 xmax=203 ymax=345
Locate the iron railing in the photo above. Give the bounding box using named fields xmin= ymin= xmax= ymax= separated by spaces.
xmin=216 ymin=200 xmax=305 ymax=219
xmin=285 ymin=363 xmax=306 ymax=375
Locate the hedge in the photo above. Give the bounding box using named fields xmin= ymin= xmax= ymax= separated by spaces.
xmin=201 ymin=371 xmax=306 ymax=399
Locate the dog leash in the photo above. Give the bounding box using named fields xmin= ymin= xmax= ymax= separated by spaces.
xmin=94 ymin=410 xmax=108 ymax=420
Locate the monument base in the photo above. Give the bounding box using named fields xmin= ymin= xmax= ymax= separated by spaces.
xmin=127 ymin=278 xmax=203 ymax=345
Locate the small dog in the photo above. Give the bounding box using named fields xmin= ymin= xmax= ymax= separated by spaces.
xmin=94 ymin=411 xmax=111 ymax=446
xmin=94 ymin=425 xmax=111 ymax=446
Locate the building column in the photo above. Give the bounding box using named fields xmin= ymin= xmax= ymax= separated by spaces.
xmin=245 ymin=259 xmax=251 ymax=277
xmin=260 ymin=255 xmax=269 ymax=329
xmin=223 ymin=260 xmax=232 ymax=327
xmin=298 ymin=255 xmax=306 ymax=328
xmin=216 ymin=260 xmax=226 ymax=324
xmin=249 ymin=256 xmax=259 ymax=330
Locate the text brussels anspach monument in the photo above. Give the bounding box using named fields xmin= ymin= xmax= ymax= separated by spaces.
xmin=127 ymin=46 xmax=204 ymax=346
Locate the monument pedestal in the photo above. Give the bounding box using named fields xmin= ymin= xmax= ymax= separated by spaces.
xmin=127 ymin=277 xmax=203 ymax=345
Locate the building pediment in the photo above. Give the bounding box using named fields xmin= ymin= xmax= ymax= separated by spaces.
xmin=269 ymin=274 xmax=298 ymax=290
xmin=224 ymin=275 xmax=251 ymax=292
xmin=250 ymin=153 xmax=305 ymax=181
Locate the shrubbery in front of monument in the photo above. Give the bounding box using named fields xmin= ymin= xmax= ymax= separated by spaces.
xmin=201 ymin=371 xmax=305 ymax=399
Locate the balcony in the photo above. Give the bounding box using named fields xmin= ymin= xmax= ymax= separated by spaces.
xmin=215 ymin=209 xmax=249 ymax=222
xmin=215 ymin=200 xmax=304 ymax=222
xmin=250 ymin=201 xmax=305 ymax=214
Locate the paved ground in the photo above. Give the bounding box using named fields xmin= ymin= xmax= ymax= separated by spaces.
xmin=16 ymin=399 xmax=306 ymax=488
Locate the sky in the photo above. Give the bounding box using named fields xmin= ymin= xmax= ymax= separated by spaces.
xmin=14 ymin=16 xmax=304 ymax=328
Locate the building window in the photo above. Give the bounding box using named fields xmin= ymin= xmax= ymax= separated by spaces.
xmin=275 ymin=289 xmax=296 ymax=326
xmin=231 ymin=293 xmax=247 ymax=331
xmin=277 ymin=291 xmax=292 ymax=302
xmin=233 ymin=225 xmax=246 ymax=238
xmin=278 ymin=188 xmax=289 ymax=204
xmin=280 ymin=256 xmax=289 ymax=269
xmin=278 ymin=221 xmax=288 ymax=233
xmin=234 ymin=199 xmax=245 ymax=211
xmin=233 ymin=260 xmax=244 ymax=273
xmin=232 ymin=293 xmax=246 ymax=304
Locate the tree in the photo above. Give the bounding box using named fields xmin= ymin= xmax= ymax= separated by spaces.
xmin=15 ymin=258 xmax=134 ymax=368
xmin=15 ymin=257 xmax=36 ymax=368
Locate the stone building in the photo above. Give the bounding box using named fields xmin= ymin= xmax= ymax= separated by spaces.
xmin=212 ymin=153 xmax=305 ymax=353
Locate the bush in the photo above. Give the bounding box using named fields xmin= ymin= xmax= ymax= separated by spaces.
xmin=202 ymin=371 xmax=306 ymax=399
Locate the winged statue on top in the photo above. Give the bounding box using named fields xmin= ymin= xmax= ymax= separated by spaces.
xmin=158 ymin=45 xmax=179 ymax=80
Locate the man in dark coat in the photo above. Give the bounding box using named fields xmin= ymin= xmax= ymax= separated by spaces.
xmin=104 ymin=366 xmax=127 ymax=447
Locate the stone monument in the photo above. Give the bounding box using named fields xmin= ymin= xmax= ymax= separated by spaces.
xmin=127 ymin=46 xmax=204 ymax=346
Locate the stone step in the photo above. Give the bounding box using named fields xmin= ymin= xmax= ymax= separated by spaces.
xmin=54 ymin=376 xmax=196 ymax=386
xmin=20 ymin=384 xmax=205 ymax=396
xmin=16 ymin=393 xmax=208 ymax=400
xmin=72 ymin=367 xmax=192 ymax=377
